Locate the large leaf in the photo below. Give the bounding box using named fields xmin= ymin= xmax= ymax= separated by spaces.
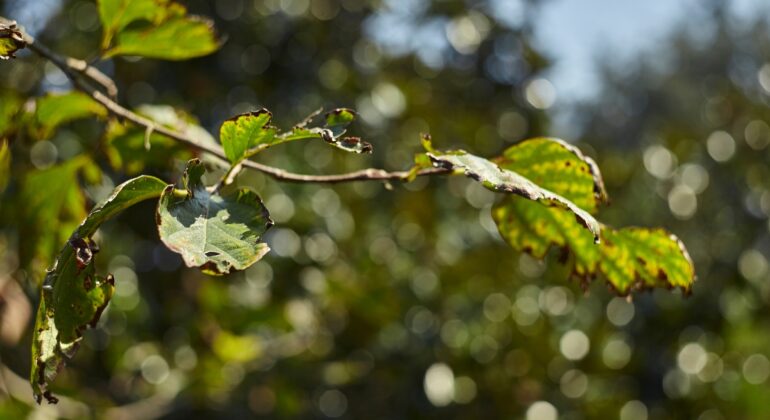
xmin=491 ymin=138 xmax=695 ymax=294
xmin=427 ymin=148 xmax=601 ymax=241
xmin=99 ymin=0 xmax=218 ymax=60
xmin=31 ymin=175 xmax=167 ymax=403
xmin=0 ymin=22 xmax=25 ymax=59
xmin=156 ymin=159 xmax=273 ymax=275
xmin=35 ymin=92 xmax=107 ymax=139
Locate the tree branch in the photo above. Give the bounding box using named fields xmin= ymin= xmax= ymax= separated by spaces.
xmin=9 ymin=19 xmax=451 ymax=184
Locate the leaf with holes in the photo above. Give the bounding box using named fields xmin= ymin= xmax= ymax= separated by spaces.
xmin=220 ymin=110 xmax=278 ymax=164
xmin=156 ymin=159 xmax=273 ymax=275
xmin=31 ymin=175 xmax=167 ymax=403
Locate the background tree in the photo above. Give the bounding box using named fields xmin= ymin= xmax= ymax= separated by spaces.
xmin=0 ymin=1 xmax=761 ymax=419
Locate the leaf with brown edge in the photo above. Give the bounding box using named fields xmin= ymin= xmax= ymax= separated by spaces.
xmin=427 ymin=148 xmax=602 ymax=242
xmin=156 ymin=159 xmax=273 ymax=275
xmin=31 ymin=175 xmax=167 ymax=404
xmin=0 ymin=21 xmax=25 ymax=59
xmin=491 ymin=137 xmax=695 ymax=295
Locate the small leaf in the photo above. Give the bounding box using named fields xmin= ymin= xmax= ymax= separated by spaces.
xmin=324 ymin=108 xmax=356 ymax=137
xmin=104 ymin=16 xmax=219 ymax=60
xmin=31 ymin=175 xmax=167 ymax=403
xmin=156 ymin=159 xmax=273 ymax=275
xmin=220 ymin=110 xmax=277 ymax=164
xmin=0 ymin=22 xmax=25 ymax=59
xmin=35 ymin=92 xmax=107 ymax=139
xmin=428 ymin=149 xmax=601 ymax=241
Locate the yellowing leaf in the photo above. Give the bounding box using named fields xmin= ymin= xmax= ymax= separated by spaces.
xmin=0 ymin=22 xmax=25 ymax=59
xmin=491 ymin=138 xmax=695 ymax=295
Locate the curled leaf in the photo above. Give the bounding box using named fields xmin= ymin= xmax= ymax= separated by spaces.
xmin=31 ymin=175 xmax=167 ymax=403
xmin=156 ymin=159 xmax=273 ymax=275
xmin=0 ymin=21 xmax=25 ymax=59
xmin=428 ymin=149 xmax=601 ymax=242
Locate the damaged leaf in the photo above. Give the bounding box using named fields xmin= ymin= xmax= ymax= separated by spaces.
xmin=31 ymin=175 xmax=167 ymax=403
xmin=491 ymin=137 xmax=695 ymax=295
xmin=219 ymin=108 xmax=372 ymax=166
xmin=220 ymin=109 xmax=277 ymax=164
xmin=0 ymin=21 xmax=25 ymax=59
xmin=156 ymin=159 xmax=273 ymax=275
xmin=427 ymin=147 xmax=601 ymax=242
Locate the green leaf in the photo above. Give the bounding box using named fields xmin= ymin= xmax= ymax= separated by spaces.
xmin=428 ymin=148 xmax=601 ymax=241
xmin=325 ymin=108 xmax=356 ymax=137
xmin=98 ymin=0 xmax=179 ymax=49
xmin=104 ymin=16 xmax=219 ymax=60
xmin=0 ymin=90 xmax=22 ymax=137
xmin=20 ymin=157 xmax=91 ymax=274
xmin=220 ymin=110 xmax=277 ymax=164
xmin=0 ymin=22 xmax=25 ymax=59
xmin=156 ymin=159 xmax=273 ymax=275
xmin=35 ymin=92 xmax=107 ymax=139
xmin=0 ymin=140 xmax=9 ymax=193
xmin=31 ymin=175 xmax=167 ymax=403
xmin=491 ymin=138 xmax=695 ymax=295
xmin=105 ymin=104 xmax=213 ymax=174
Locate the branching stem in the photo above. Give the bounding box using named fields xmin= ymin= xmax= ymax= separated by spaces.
xmin=8 ymin=19 xmax=451 ymax=184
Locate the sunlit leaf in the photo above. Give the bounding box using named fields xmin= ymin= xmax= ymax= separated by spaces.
xmin=97 ymin=0 xmax=180 ymax=49
xmin=20 ymin=157 xmax=91 ymax=274
xmin=0 ymin=22 xmax=25 ymax=59
xmin=428 ymin=147 xmax=601 ymax=241
xmin=491 ymin=138 xmax=695 ymax=294
xmin=35 ymin=92 xmax=107 ymax=139
xmin=104 ymin=16 xmax=219 ymax=60
xmin=325 ymin=108 xmax=356 ymax=137
xmin=104 ymin=104 xmax=213 ymax=174
xmin=220 ymin=110 xmax=277 ymax=164
xmin=156 ymin=159 xmax=273 ymax=275
xmin=31 ymin=175 xmax=167 ymax=403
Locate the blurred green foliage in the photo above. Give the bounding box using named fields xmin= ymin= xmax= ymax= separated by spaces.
xmin=0 ymin=1 xmax=768 ymax=419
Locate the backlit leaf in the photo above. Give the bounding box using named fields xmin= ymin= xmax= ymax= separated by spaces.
xmin=104 ymin=16 xmax=219 ymax=60
xmin=156 ymin=159 xmax=273 ymax=275
xmin=220 ymin=110 xmax=277 ymax=164
xmin=35 ymin=92 xmax=107 ymax=139
xmin=31 ymin=175 xmax=167 ymax=403
xmin=428 ymin=148 xmax=601 ymax=241
xmin=491 ymin=138 xmax=695 ymax=295
xmin=98 ymin=0 xmax=178 ymax=49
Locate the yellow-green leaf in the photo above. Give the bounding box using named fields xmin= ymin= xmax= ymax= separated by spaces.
xmin=491 ymin=138 xmax=695 ymax=295
xmin=0 ymin=22 xmax=25 ymax=59
xmin=104 ymin=16 xmax=219 ymax=60
xmin=220 ymin=110 xmax=277 ymax=164
xmin=97 ymin=0 xmax=179 ymax=49
xmin=428 ymin=148 xmax=602 ymax=241
xmin=35 ymin=92 xmax=107 ymax=139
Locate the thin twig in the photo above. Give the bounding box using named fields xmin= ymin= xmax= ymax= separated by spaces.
xmin=7 ymin=19 xmax=451 ymax=184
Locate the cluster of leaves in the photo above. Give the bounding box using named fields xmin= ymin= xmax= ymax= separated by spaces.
xmin=0 ymin=0 xmax=695 ymax=405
